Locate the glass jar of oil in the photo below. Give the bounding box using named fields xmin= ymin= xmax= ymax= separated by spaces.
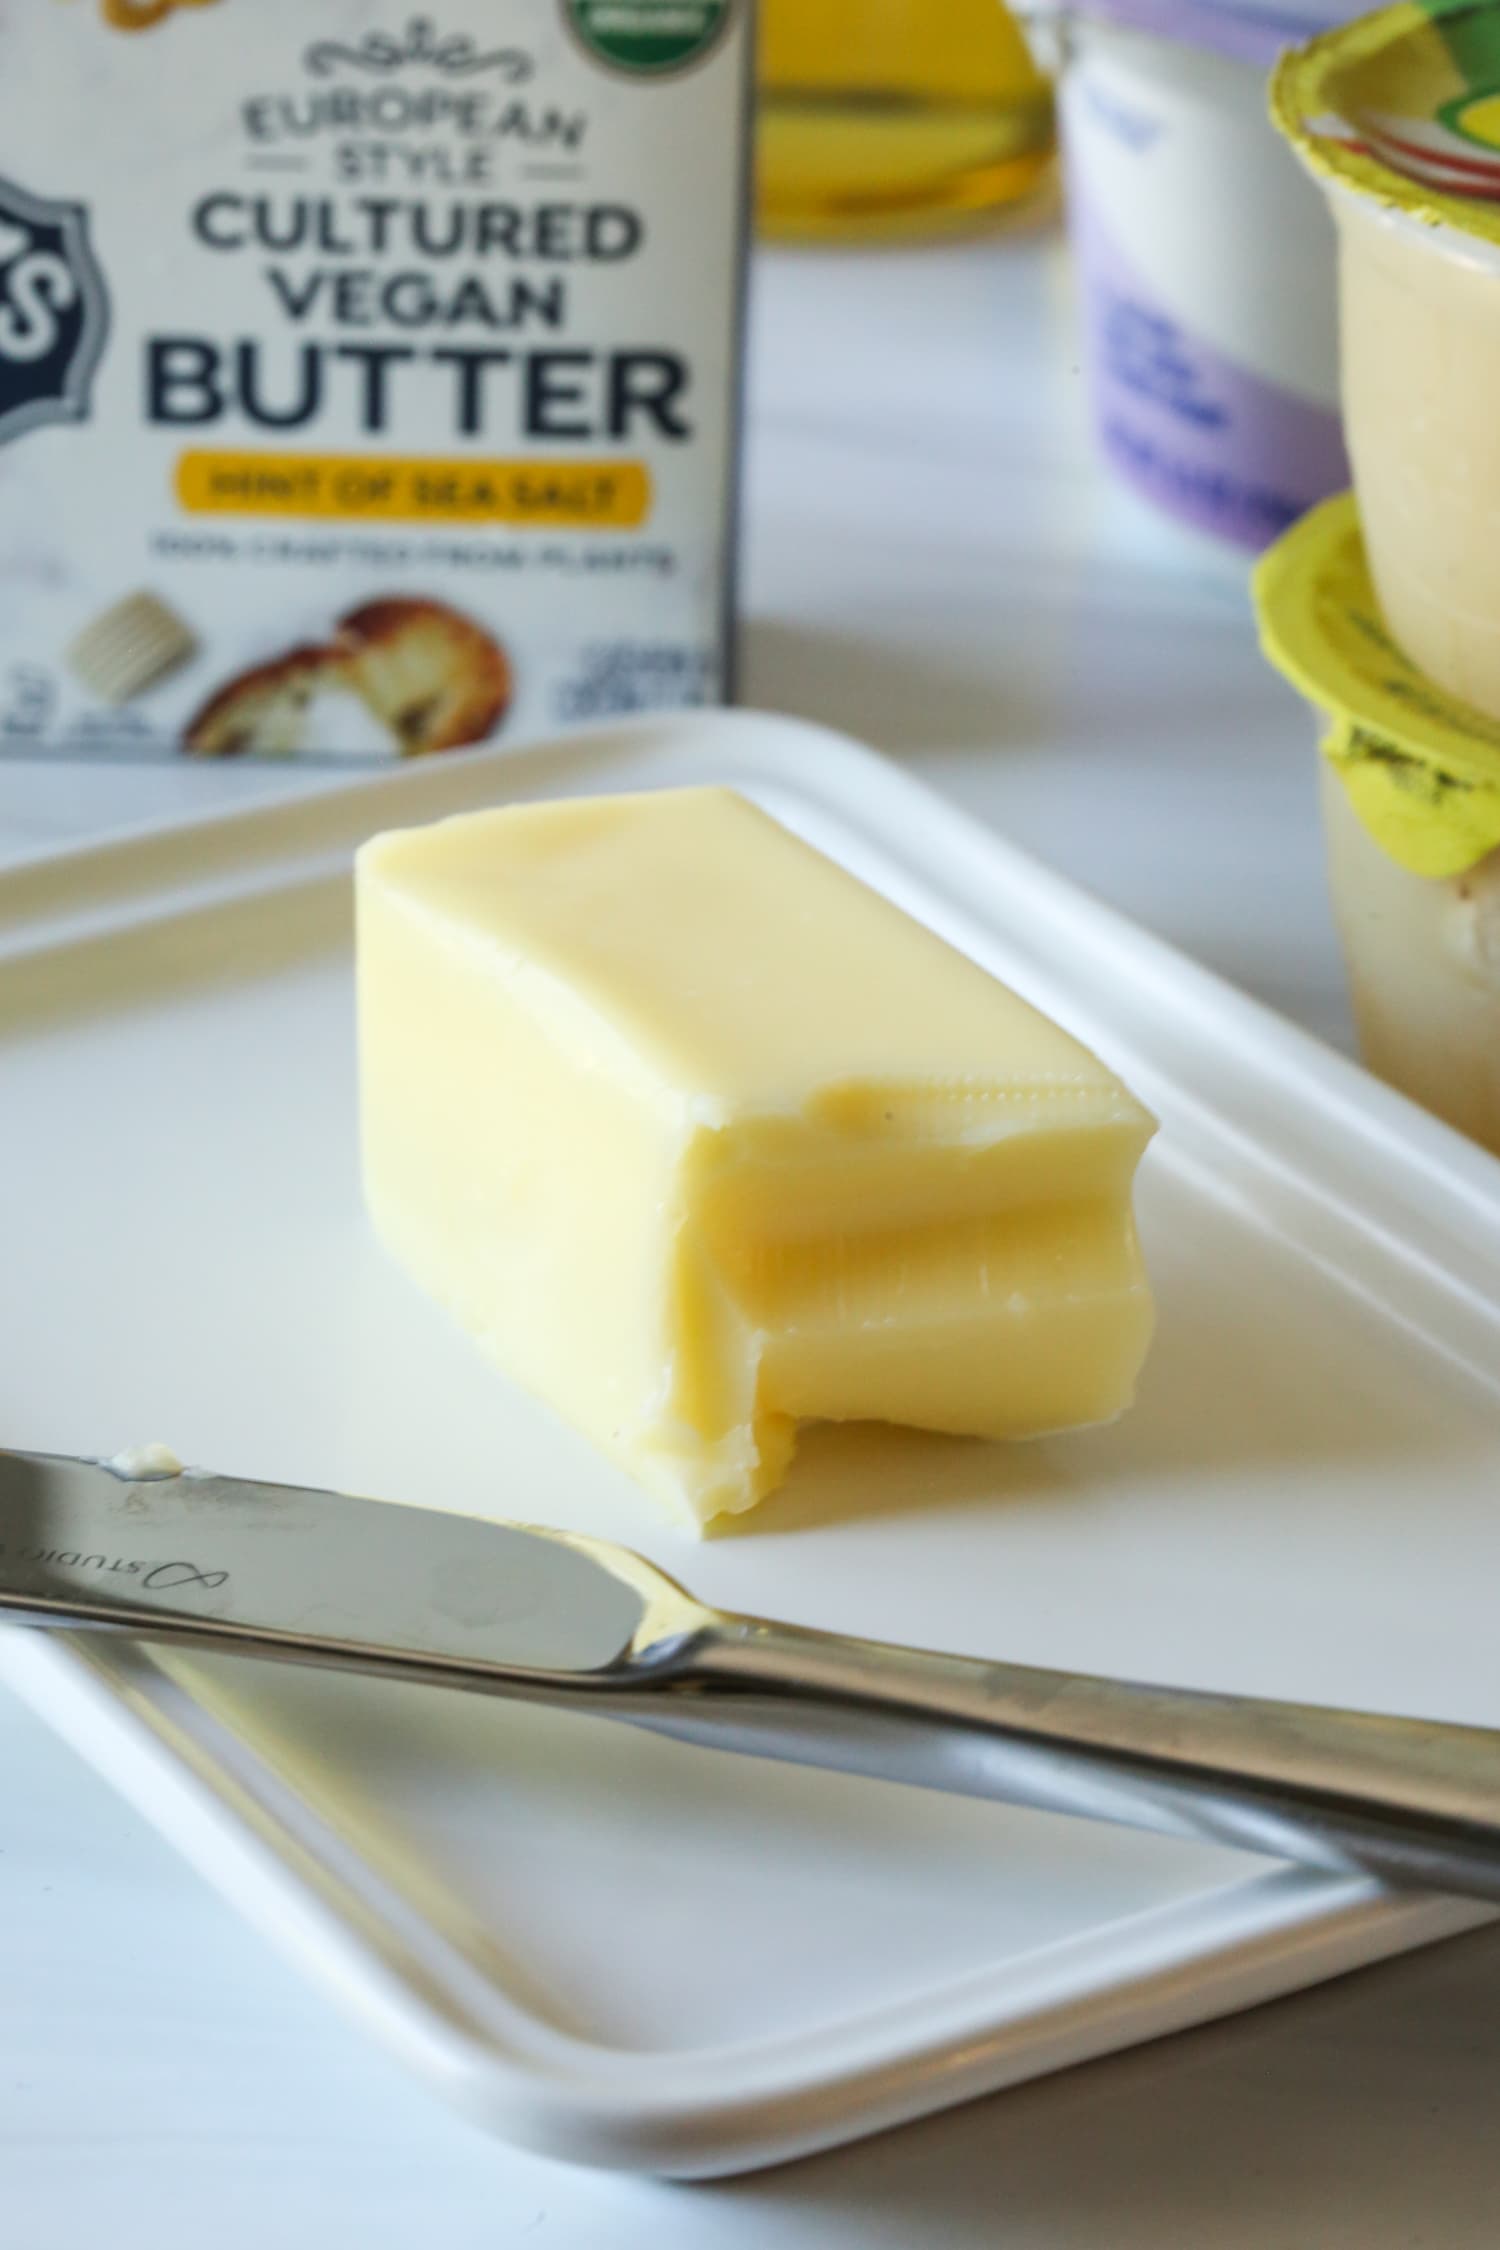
xmin=757 ymin=0 xmax=1056 ymax=242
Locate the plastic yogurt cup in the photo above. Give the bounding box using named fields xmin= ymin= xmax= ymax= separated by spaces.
xmin=1275 ymin=3 xmax=1500 ymax=718
xmin=1256 ymin=490 xmax=1500 ymax=1154
xmin=1054 ymin=0 xmax=1359 ymax=550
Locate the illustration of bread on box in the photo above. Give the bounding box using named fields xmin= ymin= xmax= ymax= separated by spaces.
xmin=186 ymin=596 xmax=511 ymax=758
xmin=0 ymin=1 xmax=746 ymax=760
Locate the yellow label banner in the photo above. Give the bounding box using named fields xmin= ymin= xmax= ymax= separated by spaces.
xmin=175 ymin=451 xmax=652 ymax=528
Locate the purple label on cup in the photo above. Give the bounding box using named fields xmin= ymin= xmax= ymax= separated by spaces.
xmin=1071 ymin=192 xmax=1349 ymax=550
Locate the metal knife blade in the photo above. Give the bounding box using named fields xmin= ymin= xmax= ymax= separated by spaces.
xmin=0 ymin=1449 xmax=684 ymax=1686
xmin=9 ymin=1446 xmax=1500 ymax=1906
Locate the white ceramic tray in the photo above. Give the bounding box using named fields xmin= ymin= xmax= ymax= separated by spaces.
xmin=2 ymin=712 xmax=1499 ymax=2179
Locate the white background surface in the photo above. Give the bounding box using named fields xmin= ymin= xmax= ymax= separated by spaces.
xmin=4 ymin=236 xmax=1500 ymax=2245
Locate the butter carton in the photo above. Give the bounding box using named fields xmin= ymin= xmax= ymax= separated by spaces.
xmin=0 ymin=1 xmax=749 ymax=762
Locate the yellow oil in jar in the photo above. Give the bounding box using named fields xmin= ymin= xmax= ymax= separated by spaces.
xmin=757 ymin=0 xmax=1056 ymax=242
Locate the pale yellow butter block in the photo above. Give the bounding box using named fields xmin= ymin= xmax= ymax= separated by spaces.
xmin=356 ymin=788 xmax=1156 ymax=1531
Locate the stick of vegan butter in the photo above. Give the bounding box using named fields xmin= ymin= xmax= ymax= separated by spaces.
xmin=357 ymin=789 xmax=1156 ymax=1530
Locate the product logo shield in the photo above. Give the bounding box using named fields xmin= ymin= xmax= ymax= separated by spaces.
xmin=0 ymin=175 xmax=110 ymax=447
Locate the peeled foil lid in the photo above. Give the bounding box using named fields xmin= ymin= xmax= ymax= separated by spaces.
xmin=1273 ymin=0 xmax=1500 ymax=243
xmin=1254 ymin=492 xmax=1500 ymax=878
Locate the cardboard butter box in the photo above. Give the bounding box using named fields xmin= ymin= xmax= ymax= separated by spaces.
xmin=0 ymin=0 xmax=749 ymax=762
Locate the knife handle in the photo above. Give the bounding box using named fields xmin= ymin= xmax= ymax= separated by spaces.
xmin=658 ymin=1615 xmax=1500 ymax=1903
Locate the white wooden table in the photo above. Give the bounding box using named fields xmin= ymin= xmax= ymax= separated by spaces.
xmin=4 ymin=236 xmax=1500 ymax=2250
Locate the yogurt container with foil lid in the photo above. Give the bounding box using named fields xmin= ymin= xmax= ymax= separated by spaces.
xmin=1052 ymin=0 xmax=1359 ymax=553
xmin=1255 ymin=489 xmax=1500 ymax=874
xmin=1274 ymin=5 xmax=1500 ymax=719
xmin=1256 ymin=489 xmax=1500 ymax=1152
xmin=1272 ymin=0 xmax=1500 ymax=218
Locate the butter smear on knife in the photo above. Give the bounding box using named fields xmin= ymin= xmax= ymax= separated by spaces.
xmin=356 ymin=788 xmax=1156 ymax=1531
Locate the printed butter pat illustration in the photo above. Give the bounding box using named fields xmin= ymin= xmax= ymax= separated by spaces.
xmin=0 ymin=1 xmax=748 ymax=762
xmin=66 ymin=592 xmax=197 ymax=705
xmin=357 ymin=788 xmax=1158 ymax=1531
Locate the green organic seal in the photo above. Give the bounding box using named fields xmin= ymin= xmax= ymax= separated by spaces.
xmin=566 ymin=0 xmax=733 ymax=75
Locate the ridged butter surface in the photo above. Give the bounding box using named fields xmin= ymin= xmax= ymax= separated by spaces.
xmin=357 ymin=787 xmax=1156 ymax=1530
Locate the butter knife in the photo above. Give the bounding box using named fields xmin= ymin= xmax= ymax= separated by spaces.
xmin=2 ymin=1445 xmax=1499 ymax=1902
